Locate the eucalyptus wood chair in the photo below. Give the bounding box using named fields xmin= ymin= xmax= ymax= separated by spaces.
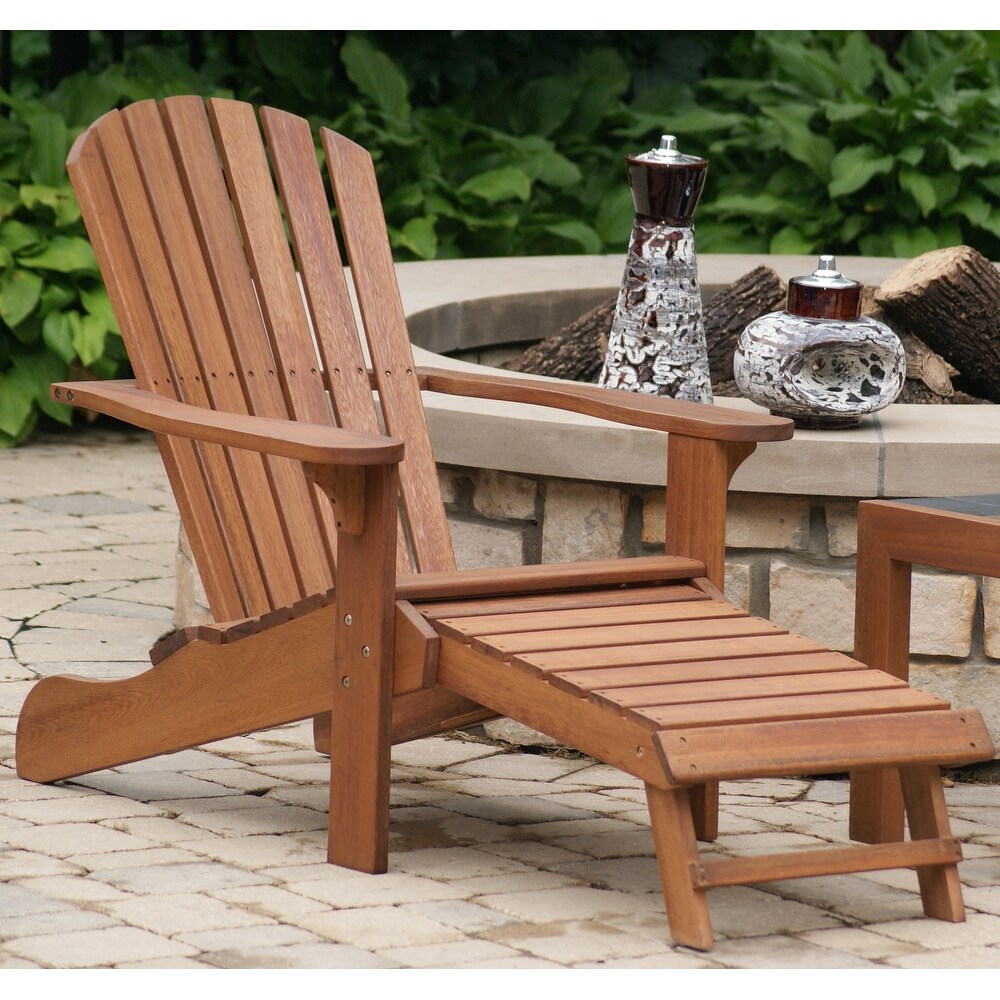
xmin=15 ymin=96 xmax=993 ymax=950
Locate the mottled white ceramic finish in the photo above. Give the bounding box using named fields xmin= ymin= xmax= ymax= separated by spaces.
xmin=599 ymin=220 xmax=713 ymax=403
xmin=734 ymin=311 xmax=906 ymax=428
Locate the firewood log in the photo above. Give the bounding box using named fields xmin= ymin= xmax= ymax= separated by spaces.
xmin=875 ymin=245 xmax=1000 ymax=402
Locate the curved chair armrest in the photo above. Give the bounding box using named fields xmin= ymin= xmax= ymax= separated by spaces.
xmin=417 ymin=366 xmax=793 ymax=443
xmin=51 ymin=380 xmax=403 ymax=466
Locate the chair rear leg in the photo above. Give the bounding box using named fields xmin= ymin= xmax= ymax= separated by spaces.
xmin=899 ymin=764 xmax=965 ymax=922
xmin=646 ymin=783 xmax=714 ymax=950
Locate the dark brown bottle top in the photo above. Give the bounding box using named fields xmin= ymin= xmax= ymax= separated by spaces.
xmin=787 ymin=255 xmax=862 ymax=319
xmin=625 ymin=135 xmax=708 ymax=224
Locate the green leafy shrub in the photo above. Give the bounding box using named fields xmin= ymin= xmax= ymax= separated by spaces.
xmin=0 ymin=48 xmax=231 ymax=445
xmin=682 ymin=31 xmax=1000 ymax=259
xmin=3 ymin=29 xmax=999 ymax=446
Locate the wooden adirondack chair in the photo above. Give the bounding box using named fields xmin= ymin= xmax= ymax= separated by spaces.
xmin=15 ymin=96 xmax=994 ymax=951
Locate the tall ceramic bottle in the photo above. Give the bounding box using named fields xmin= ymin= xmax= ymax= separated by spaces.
xmin=598 ymin=135 xmax=712 ymax=402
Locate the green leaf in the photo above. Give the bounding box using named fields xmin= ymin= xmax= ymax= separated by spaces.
xmin=67 ymin=311 xmax=107 ymax=367
xmin=769 ymin=225 xmax=813 ymax=255
xmin=80 ymin=283 xmax=119 ymax=334
xmin=341 ymin=35 xmax=410 ymax=119
xmin=39 ymin=282 xmax=76 ymax=316
xmin=0 ymin=367 xmax=34 ymax=437
xmin=42 ymin=311 xmax=76 ymax=364
xmin=898 ymin=166 xmax=937 ymax=217
xmin=823 ymin=100 xmax=877 ymax=123
xmin=0 ymin=268 xmax=42 ymax=326
xmin=761 ymin=109 xmax=835 ymax=181
xmin=949 ymin=193 xmax=992 ymax=227
xmin=897 ymin=146 xmax=925 ymax=166
xmin=543 ymin=220 xmax=602 ymax=255
xmin=397 ymin=217 xmax=437 ymax=260
xmin=25 ymin=111 xmax=68 ymax=187
xmin=458 ymin=167 xmax=531 ymax=204
xmin=0 ymin=181 xmax=19 ymax=220
xmin=828 ymin=144 xmax=894 ymax=198
xmin=253 ymin=31 xmax=330 ymax=102
xmin=0 ymin=219 xmax=42 ymax=254
xmin=978 ymin=176 xmax=1000 ymax=198
xmin=594 ymin=186 xmax=634 ymax=247
xmin=512 ymin=76 xmax=577 ymax=137
xmin=19 ymin=184 xmax=80 ymax=227
xmin=17 ymin=235 xmax=98 ymax=274
xmin=711 ymin=192 xmax=800 ymax=219
xmin=838 ymin=31 xmax=878 ymax=91
xmin=946 ymin=142 xmax=1000 ymax=170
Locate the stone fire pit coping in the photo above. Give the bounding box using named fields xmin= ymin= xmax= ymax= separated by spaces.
xmin=396 ymin=253 xmax=1000 ymax=499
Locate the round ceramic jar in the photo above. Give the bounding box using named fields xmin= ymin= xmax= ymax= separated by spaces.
xmin=733 ymin=256 xmax=906 ymax=428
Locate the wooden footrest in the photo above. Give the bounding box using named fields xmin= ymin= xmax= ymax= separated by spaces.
xmin=420 ymin=580 xmax=996 ymax=789
xmin=655 ymin=710 xmax=992 ymax=784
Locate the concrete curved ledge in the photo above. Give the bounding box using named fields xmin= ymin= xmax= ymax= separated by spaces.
xmin=398 ymin=253 xmax=1000 ymax=499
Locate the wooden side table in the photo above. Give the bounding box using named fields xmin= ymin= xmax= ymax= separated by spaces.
xmin=850 ymin=495 xmax=1000 ymax=843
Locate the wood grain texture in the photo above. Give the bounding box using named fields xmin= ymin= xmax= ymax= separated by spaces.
xmin=900 ymin=764 xmax=966 ymax=921
xmin=420 ymin=366 xmax=794 ymax=442
xmin=436 ymin=636 xmax=669 ymax=787
xmin=473 ymin=615 xmax=783 ymax=659
xmin=431 ymin=598 xmax=739 ymax=642
xmin=414 ymin=583 xmax=704 ymax=619
xmin=66 ymin=116 xmax=243 ymax=619
xmin=548 ymin=651 xmax=859 ymax=698
xmin=323 ymin=463 xmax=398 ymax=873
xmin=850 ymin=499 xmax=1000 ymax=844
xmin=654 ymin=710 xmax=991 ymax=783
xmin=693 ymin=838 xmax=961 ymax=890
xmin=323 ymin=129 xmax=454 ymax=573
xmin=591 ymin=667 xmax=904 ymax=714
xmin=15 ymin=603 xmax=340 ymax=782
xmin=121 ymin=99 xmax=305 ymax=608
xmin=632 ymin=687 xmax=946 ymax=732
xmin=512 ymin=632 xmax=824 ymax=675
xmin=162 ymin=96 xmax=338 ymax=594
xmin=666 ymin=436 xmax=755 ymax=588
xmin=646 ymin=784 xmax=714 ymax=950
xmin=52 ymin=381 xmax=403 ymax=466
xmin=399 ymin=554 xmax=705 ymax=602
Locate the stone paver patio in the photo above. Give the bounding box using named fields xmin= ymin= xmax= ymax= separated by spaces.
xmin=1 ymin=427 xmax=999 ymax=969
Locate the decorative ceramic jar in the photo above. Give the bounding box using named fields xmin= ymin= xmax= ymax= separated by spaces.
xmin=733 ymin=255 xmax=906 ymax=428
xmin=598 ymin=135 xmax=712 ymax=403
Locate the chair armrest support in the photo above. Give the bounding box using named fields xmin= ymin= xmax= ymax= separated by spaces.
xmin=51 ymin=380 xmax=403 ymax=466
xmin=417 ymin=366 xmax=793 ymax=443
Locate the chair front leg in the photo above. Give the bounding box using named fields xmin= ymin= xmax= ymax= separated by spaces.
xmin=308 ymin=462 xmax=398 ymax=874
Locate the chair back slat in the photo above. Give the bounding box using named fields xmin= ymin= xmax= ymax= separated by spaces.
xmin=158 ymin=96 xmax=337 ymax=594
xmin=258 ymin=105 xmax=413 ymax=574
xmin=77 ymin=108 xmax=274 ymax=615
xmin=67 ymin=119 xmax=245 ymax=620
xmin=322 ymin=129 xmax=456 ymax=573
xmin=118 ymin=100 xmax=306 ymax=610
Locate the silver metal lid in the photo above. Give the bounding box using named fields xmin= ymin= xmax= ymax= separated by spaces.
xmin=633 ymin=134 xmax=705 ymax=164
xmin=792 ymin=255 xmax=860 ymax=290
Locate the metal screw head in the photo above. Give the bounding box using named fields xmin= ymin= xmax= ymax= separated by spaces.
xmin=341 ymin=676 xmax=350 ymax=688
xmin=362 ymin=646 xmax=370 ymax=658
xmin=344 ymin=614 xmax=352 ymax=626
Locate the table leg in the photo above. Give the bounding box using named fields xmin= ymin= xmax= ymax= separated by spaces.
xmin=849 ymin=504 xmax=913 ymax=843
